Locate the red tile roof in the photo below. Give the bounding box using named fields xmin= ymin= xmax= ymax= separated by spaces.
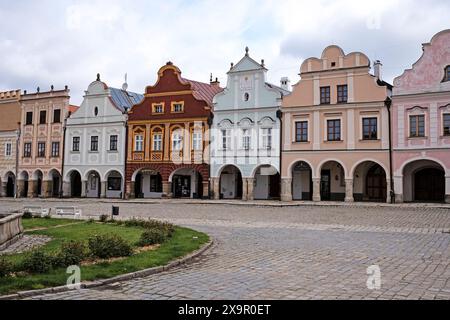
xmin=181 ymin=78 xmax=223 ymax=106
xmin=69 ymin=105 xmax=79 ymax=114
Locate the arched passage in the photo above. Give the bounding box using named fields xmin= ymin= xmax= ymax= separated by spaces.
xmin=70 ymin=171 xmax=82 ymax=197
xmin=403 ymin=160 xmax=445 ymax=202
xmin=48 ymin=169 xmax=62 ymax=198
xmin=2 ymin=172 xmax=16 ymax=197
xmin=32 ymin=170 xmax=43 ymax=198
xmin=352 ymin=161 xmax=387 ymax=202
xmin=133 ymin=168 xmax=163 ymax=199
xmin=86 ymin=170 xmax=101 ymax=198
xmin=319 ymin=160 xmax=346 ymax=201
xmin=219 ymin=165 xmax=243 ymax=199
xmin=291 ymin=161 xmax=313 ymax=201
xmin=18 ymin=171 xmax=29 ymax=198
xmin=253 ymin=165 xmax=280 ymax=200
xmin=170 ymin=168 xmax=204 ymax=199
xmin=105 ymin=170 xmax=123 ymax=199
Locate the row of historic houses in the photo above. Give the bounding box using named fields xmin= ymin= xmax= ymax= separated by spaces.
xmin=0 ymin=30 xmax=449 ymax=203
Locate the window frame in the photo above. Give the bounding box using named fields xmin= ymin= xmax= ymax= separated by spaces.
xmin=443 ymin=66 xmax=450 ymax=82
xmin=134 ymin=135 xmax=144 ymax=152
xmin=320 ymin=86 xmax=331 ymax=105
xmin=409 ymin=114 xmax=425 ymax=138
xmin=443 ymin=113 xmax=450 ymax=136
xmin=51 ymin=141 xmax=60 ymax=157
xmin=109 ymin=135 xmax=118 ymax=151
xmin=23 ymin=143 xmax=32 ymax=158
xmin=39 ymin=110 xmax=47 ymax=125
xmin=53 ymin=109 xmax=61 ymax=123
xmin=171 ymin=101 xmax=185 ymax=113
xmin=5 ymin=142 xmax=12 ymax=157
xmin=37 ymin=142 xmax=46 ymax=158
xmin=327 ymin=119 xmax=341 ymax=142
xmin=152 ymin=133 xmax=163 ymax=151
xmin=90 ymin=136 xmax=99 ymax=152
xmin=221 ymin=129 xmax=231 ymax=150
xmin=261 ymin=128 xmax=272 ymax=149
xmin=295 ymin=121 xmax=308 ymax=142
xmin=337 ymin=85 xmax=348 ymax=104
xmin=171 ymin=130 xmax=183 ymax=151
xmin=25 ymin=112 xmax=33 ymax=125
xmin=192 ymin=131 xmax=203 ymax=151
xmin=362 ymin=117 xmax=378 ymax=140
xmin=242 ymin=129 xmax=251 ymax=150
xmin=152 ymin=102 xmax=165 ymax=114
xmin=72 ymin=137 xmax=80 ymax=152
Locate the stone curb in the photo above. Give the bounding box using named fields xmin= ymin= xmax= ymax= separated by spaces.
xmin=0 ymin=238 xmax=214 ymax=300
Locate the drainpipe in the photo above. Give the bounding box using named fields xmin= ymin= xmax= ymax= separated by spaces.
xmin=60 ymin=117 xmax=67 ymax=198
xmin=207 ymin=114 xmax=214 ymax=199
xmin=385 ymin=97 xmax=395 ymax=203
xmin=15 ymin=124 xmax=21 ymax=198
xmin=123 ymin=110 xmax=129 ymax=200
xmin=276 ymin=108 xmax=283 ymax=202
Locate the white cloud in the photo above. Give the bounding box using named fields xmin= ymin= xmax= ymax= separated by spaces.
xmin=0 ymin=0 xmax=448 ymax=104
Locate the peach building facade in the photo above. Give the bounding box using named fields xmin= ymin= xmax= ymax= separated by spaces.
xmin=392 ymin=30 xmax=450 ymax=203
xmin=0 ymin=90 xmax=21 ymax=198
xmin=17 ymin=87 xmax=72 ymax=198
xmin=281 ymin=45 xmax=392 ymax=203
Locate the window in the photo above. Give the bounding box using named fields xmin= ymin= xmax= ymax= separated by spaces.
xmin=172 ymin=130 xmax=183 ymax=151
xmin=320 ymin=86 xmax=331 ymax=104
xmin=150 ymin=175 xmax=162 ymax=193
xmin=53 ymin=109 xmax=61 ymax=123
xmin=409 ymin=115 xmax=425 ymax=137
xmin=39 ymin=110 xmax=47 ymax=124
xmin=193 ymin=131 xmax=202 ymax=150
xmin=110 ymin=135 xmax=118 ymax=151
xmin=261 ymin=128 xmax=272 ymax=149
xmin=444 ymin=114 xmax=450 ymax=136
xmin=134 ymin=135 xmax=143 ymax=152
xmin=327 ymin=119 xmax=341 ymax=141
xmin=295 ymin=121 xmax=308 ymax=142
xmin=5 ymin=142 xmax=12 ymax=156
xmin=51 ymin=142 xmax=60 ymax=157
xmin=107 ymin=177 xmax=122 ymax=191
xmin=172 ymin=102 xmax=184 ymax=113
xmin=153 ymin=104 xmax=164 ymax=114
xmin=24 ymin=143 xmax=31 ymax=157
xmin=26 ymin=112 xmax=33 ymax=125
xmin=37 ymin=142 xmax=45 ymax=157
xmin=362 ymin=118 xmax=378 ymax=140
xmin=221 ymin=129 xmax=231 ymax=150
xmin=444 ymin=66 xmax=450 ymax=82
xmin=242 ymin=129 xmax=251 ymax=150
xmin=244 ymin=93 xmax=250 ymax=102
xmin=94 ymin=107 xmax=99 ymax=116
xmin=90 ymin=136 xmax=99 ymax=151
xmin=72 ymin=137 xmax=80 ymax=152
xmin=337 ymin=85 xmax=348 ymax=103
xmin=153 ymin=133 xmax=162 ymax=151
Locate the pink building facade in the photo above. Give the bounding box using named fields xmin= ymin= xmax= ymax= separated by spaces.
xmin=392 ymin=30 xmax=450 ymax=203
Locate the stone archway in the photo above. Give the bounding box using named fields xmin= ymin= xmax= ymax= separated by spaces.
xmin=352 ymin=161 xmax=387 ymax=202
xmin=105 ymin=170 xmax=123 ymax=199
xmin=86 ymin=170 xmax=101 ymax=198
xmin=253 ymin=165 xmax=280 ymax=200
xmin=318 ymin=160 xmax=346 ymax=201
xmin=219 ymin=165 xmax=243 ymax=200
xmin=70 ymin=171 xmax=82 ymax=198
xmin=291 ymin=161 xmax=313 ymax=201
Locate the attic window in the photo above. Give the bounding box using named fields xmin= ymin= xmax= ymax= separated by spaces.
xmin=244 ymin=92 xmax=250 ymax=101
xmin=444 ymin=66 xmax=450 ymax=82
xmin=94 ymin=107 xmax=99 ymax=116
xmin=331 ymin=62 xmax=336 ymax=67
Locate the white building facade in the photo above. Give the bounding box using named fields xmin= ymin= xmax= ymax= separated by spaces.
xmin=63 ymin=75 xmax=142 ymax=198
xmin=210 ymin=48 xmax=289 ymax=200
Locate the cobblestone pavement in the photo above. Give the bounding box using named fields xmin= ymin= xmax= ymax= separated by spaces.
xmin=1 ymin=199 xmax=449 ymax=300
xmin=0 ymin=235 xmax=51 ymax=255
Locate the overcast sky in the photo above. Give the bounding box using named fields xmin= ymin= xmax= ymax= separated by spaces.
xmin=0 ymin=0 xmax=449 ymax=105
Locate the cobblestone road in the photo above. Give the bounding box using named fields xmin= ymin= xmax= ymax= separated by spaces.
xmin=1 ymin=199 xmax=449 ymax=300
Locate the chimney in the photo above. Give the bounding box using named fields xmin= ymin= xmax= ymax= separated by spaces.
xmin=374 ymin=60 xmax=382 ymax=80
xmin=280 ymin=77 xmax=291 ymax=91
xmin=210 ymin=74 xmax=220 ymax=87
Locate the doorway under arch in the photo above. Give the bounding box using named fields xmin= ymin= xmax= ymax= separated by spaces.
xmin=219 ymin=165 xmax=243 ymax=199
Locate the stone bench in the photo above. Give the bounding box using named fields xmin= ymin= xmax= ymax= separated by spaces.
xmin=23 ymin=206 xmax=50 ymax=218
xmin=55 ymin=207 xmax=82 ymax=219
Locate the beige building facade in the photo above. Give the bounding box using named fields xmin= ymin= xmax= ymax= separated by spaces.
xmin=0 ymin=90 xmax=21 ymax=197
xmin=281 ymin=45 xmax=392 ymax=203
xmin=17 ymin=87 xmax=72 ymax=198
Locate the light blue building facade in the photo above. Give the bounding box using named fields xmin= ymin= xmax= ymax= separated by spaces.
xmin=210 ymin=48 xmax=289 ymax=200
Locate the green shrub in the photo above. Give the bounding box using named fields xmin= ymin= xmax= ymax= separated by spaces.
xmin=137 ymin=228 xmax=168 ymax=247
xmin=0 ymin=257 xmax=13 ymax=278
xmin=21 ymin=250 xmax=54 ymax=274
xmin=99 ymin=214 xmax=109 ymax=223
xmin=88 ymin=234 xmax=133 ymax=259
xmin=55 ymin=241 xmax=87 ymax=267
xmin=124 ymin=218 xmax=175 ymax=236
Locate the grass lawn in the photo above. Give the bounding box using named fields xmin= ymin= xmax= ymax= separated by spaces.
xmin=0 ymin=218 xmax=209 ymax=295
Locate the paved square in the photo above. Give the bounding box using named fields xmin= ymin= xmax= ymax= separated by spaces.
xmin=1 ymin=199 xmax=449 ymax=300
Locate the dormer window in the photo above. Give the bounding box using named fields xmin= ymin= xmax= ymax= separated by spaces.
xmin=152 ymin=103 xmax=164 ymax=114
xmin=444 ymin=66 xmax=450 ymax=82
xmin=171 ymin=101 xmax=184 ymax=113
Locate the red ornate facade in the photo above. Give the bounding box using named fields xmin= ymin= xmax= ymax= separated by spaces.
xmin=125 ymin=62 xmax=222 ymax=198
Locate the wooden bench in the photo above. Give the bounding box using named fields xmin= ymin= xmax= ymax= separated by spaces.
xmin=23 ymin=206 xmax=50 ymax=218
xmin=55 ymin=207 xmax=82 ymax=219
